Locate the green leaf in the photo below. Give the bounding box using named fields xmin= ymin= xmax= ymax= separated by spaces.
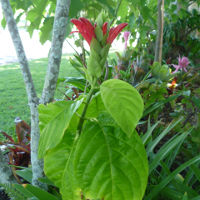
xmin=1 ymin=17 xmax=6 ymax=28
xmin=44 ymin=131 xmax=74 ymax=188
xmin=146 ymin=117 xmax=183 ymax=154
xmin=69 ymin=0 xmax=83 ymax=17
xmin=68 ymin=121 xmax=148 ymax=200
xmin=16 ymin=168 xmax=32 ymax=183
xmin=25 ymin=184 xmax=59 ymax=200
xmin=2 ymin=183 xmax=36 ymax=200
xmin=118 ymin=0 xmax=129 ymax=20
xmin=144 ymin=155 xmax=200 ymax=199
xmin=38 ymin=100 xmax=82 ymax=158
xmin=78 ymin=92 xmax=106 ymax=119
xmin=60 ymin=142 xmax=80 ymax=200
xmin=142 ymin=118 xmax=160 ymax=145
xmin=100 ymin=79 xmax=144 ymax=136
xmin=149 ymin=130 xmax=190 ymax=173
xmin=64 ymin=77 xmax=87 ymax=92
xmin=40 ymin=17 xmax=54 ymax=44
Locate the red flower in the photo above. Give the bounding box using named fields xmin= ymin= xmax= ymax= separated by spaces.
xmin=102 ymin=22 xmax=108 ymax=35
xmin=71 ymin=17 xmax=95 ymax=45
xmin=71 ymin=17 xmax=128 ymax=45
xmin=107 ymin=23 xmax=128 ymax=44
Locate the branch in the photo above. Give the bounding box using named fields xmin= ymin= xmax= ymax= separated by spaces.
xmin=154 ymin=0 xmax=164 ymax=64
xmin=77 ymin=88 xmax=95 ymax=136
xmin=41 ymin=0 xmax=71 ymax=104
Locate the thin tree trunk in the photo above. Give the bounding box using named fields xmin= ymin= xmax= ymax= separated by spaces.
xmin=0 ymin=150 xmax=16 ymax=184
xmin=41 ymin=0 xmax=71 ymax=104
xmin=0 ymin=0 xmax=44 ymax=188
xmin=154 ymin=0 xmax=164 ymax=64
xmin=1 ymin=0 xmax=71 ymax=188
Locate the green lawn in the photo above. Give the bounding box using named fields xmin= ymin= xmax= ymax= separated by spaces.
xmin=0 ymin=55 xmax=79 ymax=137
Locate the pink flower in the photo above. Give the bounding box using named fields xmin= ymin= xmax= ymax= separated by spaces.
xmin=172 ymin=56 xmax=190 ymax=73
xmin=123 ymin=31 xmax=130 ymax=49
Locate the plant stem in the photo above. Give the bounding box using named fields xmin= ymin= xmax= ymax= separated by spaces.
xmin=77 ymin=88 xmax=95 ymax=136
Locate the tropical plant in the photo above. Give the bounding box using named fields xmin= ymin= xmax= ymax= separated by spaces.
xmin=38 ymin=16 xmax=148 ymax=200
xmin=0 ymin=118 xmax=31 ymax=183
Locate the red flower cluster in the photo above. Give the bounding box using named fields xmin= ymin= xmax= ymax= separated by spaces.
xmin=71 ymin=17 xmax=128 ymax=45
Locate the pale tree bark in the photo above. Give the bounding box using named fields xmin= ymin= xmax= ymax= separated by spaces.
xmin=0 ymin=0 xmax=44 ymax=188
xmin=0 ymin=150 xmax=16 ymax=184
xmin=41 ymin=0 xmax=71 ymax=104
xmin=0 ymin=0 xmax=71 ymax=188
xmin=154 ymin=0 xmax=164 ymax=64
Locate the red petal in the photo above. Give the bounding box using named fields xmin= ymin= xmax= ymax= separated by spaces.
xmin=80 ymin=17 xmax=94 ymax=33
xmin=102 ymin=22 xmax=108 ymax=35
xmin=71 ymin=18 xmax=95 ymax=45
xmin=70 ymin=31 xmax=79 ymax=34
xmin=80 ymin=18 xmax=95 ymax=45
xmin=107 ymin=23 xmax=128 ymax=44
xmin=71 ymin=19 xmax=83 ymax=30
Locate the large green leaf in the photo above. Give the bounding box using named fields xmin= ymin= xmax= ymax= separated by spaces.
xmin=38 ymin=100 xmax=82 ymax=158
xmin=62 ymin=121 xmax=148 ymax=200
xmin=44 ymin=131 xmax=74 ymax=188
xmin=60 ymin=142 xmax=80 ymax=200
xmin=100 ymin=79 xmax=144 ymax=136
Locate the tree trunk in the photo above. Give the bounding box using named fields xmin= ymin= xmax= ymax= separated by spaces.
xmin=0 ymin=0 xmax=44 ymax=188
xmin=0 ymin=0 xmax=71 ymax=187
xmin=41 ymin=0 xmax=71 ymax=104
xmin=154 ymin=0 xmax=164 ymax=64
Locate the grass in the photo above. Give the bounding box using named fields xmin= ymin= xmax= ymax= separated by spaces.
xmin=0 ymin=55 xmax=79 ymax=137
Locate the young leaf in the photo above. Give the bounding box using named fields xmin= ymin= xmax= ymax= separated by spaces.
xmin=38 ymin=100 xmax=82 ymax=158
xmin=100 ymin=79 xmax=144 ymax=136
xmin=70 ymin=121 xmax=148 ymax=200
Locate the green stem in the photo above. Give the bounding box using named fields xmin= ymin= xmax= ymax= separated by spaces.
xmin=77 ymin=88 xmax=95 ymax=136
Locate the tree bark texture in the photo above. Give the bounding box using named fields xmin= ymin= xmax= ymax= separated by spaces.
xmin=41 ymin=0 xmax=71 ymax=104
xmin=154 ymin=0 xmax=164 ymax=64
xmin=0 ymin=150 xmax=16 ymax=184
xmin=0 ymin=0 xmax=44 ymax=188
